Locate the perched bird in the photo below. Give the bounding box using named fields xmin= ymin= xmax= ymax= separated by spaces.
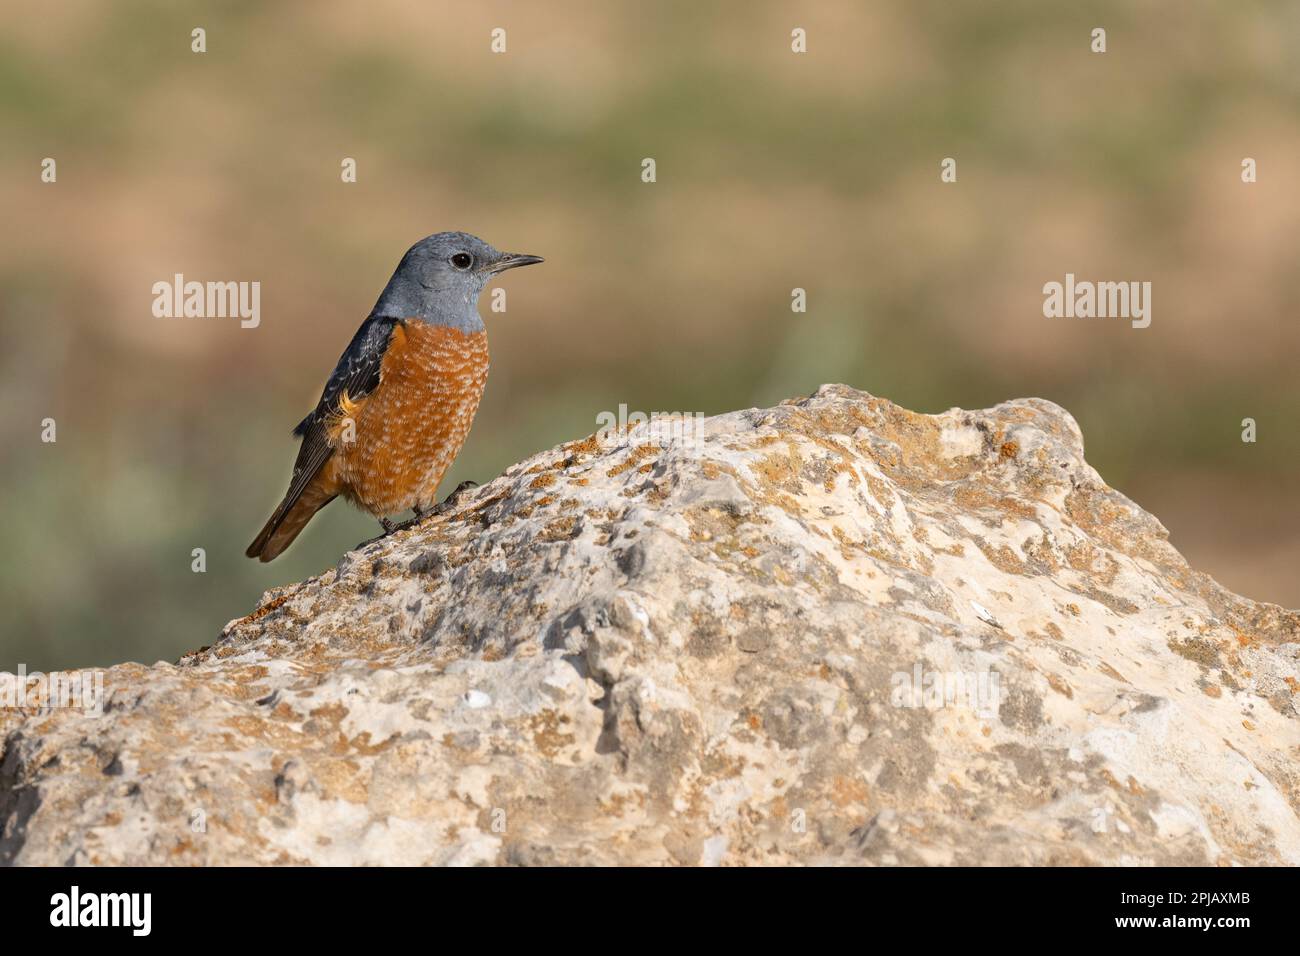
xmin=246 ymin=232 xmax=542 ymax=562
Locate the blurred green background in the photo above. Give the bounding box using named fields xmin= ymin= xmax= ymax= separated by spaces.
xmin=2 ymin=0 xmax=1297 ymax=670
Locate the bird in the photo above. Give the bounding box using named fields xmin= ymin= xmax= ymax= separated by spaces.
xmin=246 ymin=231 xmax=543 ymax=562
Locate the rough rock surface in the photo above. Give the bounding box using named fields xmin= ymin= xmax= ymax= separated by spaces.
xmin=3 ymin=385 xmax=1298 ymax=866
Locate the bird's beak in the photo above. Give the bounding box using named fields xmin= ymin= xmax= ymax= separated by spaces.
xmin=486 ymin=252 xmax=544 ymax=275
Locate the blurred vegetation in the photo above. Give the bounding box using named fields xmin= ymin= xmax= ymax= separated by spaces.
xmin=1 ymin=0 xmax=1297 ymax=670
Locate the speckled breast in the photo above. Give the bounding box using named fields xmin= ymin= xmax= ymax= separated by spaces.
xmin=333 ymin=320 xmax=489 ymax=517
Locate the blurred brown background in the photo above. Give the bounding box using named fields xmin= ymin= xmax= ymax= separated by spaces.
xmin=2 ymin=0 xmax=1297 ymax=670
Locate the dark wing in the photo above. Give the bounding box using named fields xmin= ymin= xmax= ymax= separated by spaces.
xmin=279 ymin=316 xmax=400 ymax=519
xmin=294 ymin=315 xmax=401 ymax=437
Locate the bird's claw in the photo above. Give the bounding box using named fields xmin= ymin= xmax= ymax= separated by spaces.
xmin=434 ymin=480 xmax=479 ymax=515
xmin=379 ymin=482 xmax=479 ymax=535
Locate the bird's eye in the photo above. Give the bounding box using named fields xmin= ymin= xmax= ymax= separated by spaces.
xmin=451 ymin=253 xmax=473 ymax=270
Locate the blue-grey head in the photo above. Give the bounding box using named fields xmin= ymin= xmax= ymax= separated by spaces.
xmin=371 ymin=231 xmax=543 ymax=331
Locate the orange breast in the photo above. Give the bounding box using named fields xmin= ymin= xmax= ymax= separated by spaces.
xmin=329 ymin=320 xmax=489 ymax=517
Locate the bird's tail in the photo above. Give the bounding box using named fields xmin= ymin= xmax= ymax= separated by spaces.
xmin=246 ymin=485 xmax=338 ymax=562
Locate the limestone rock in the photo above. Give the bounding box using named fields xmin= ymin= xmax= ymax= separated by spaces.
xmin=2 ymin=385 xmax=1298 ymax=865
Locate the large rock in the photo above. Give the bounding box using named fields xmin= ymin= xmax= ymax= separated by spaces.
xmin=2 ymin=385 xmax=1298 ymax=865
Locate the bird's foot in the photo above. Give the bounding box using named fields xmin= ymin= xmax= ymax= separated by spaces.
xmin=388 ymin=503 xmax=430 ymax=533
xmin=434 ymin=480 xmax=479 ymax=515
xmin=376 ymin=483 xmax=480 ymax=536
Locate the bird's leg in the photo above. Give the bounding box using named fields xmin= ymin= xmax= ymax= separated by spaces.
xmin=387 ymin=483 xmax=480 ymax=535
xmin=390 ymin=503 xmax=427 ymax=532
xmin=434 ymin=480 xmax=479 ymax=515
xmin=390 ymin=501 xmax=443 ymax=533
